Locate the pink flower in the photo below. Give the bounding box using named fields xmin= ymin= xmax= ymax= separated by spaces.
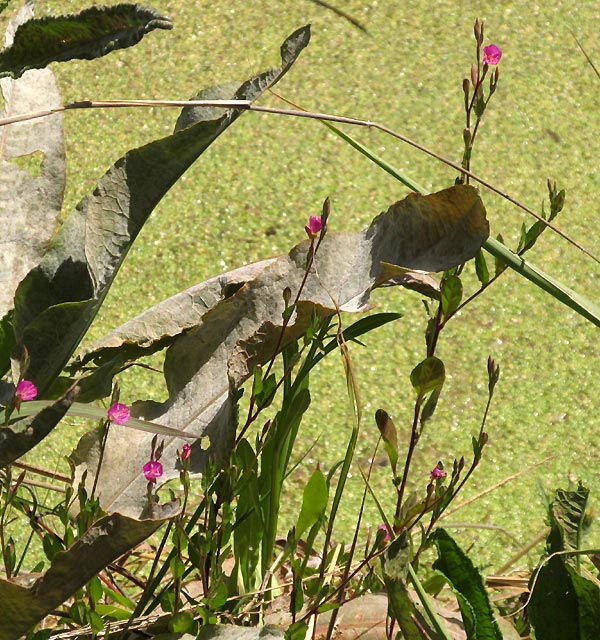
xmin=181 ymin=443 xmax=191 ymax=461
xmin=143 ymin=460 xmax=163 ymax=483
xmin=305 ymin=216 xmax=322 ymax=239
xmin=483 ymin=44 xmax=502 ymax=66
xmin=107 ymin=402 xmax=130 ymax=424
xmin=377 ymin=524 xmax=391 ymax=543
xmin=15 ymin=380 xmax=37 ymax=401
xmin=430 ymin=465 xmax=447 ymax=481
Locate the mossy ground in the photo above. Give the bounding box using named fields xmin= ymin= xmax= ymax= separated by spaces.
xmin=5 ymin=1 xmax=600 ymax=571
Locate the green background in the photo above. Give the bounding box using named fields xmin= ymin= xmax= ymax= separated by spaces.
xmin=8 ymin=0 xmax=600 ymax=570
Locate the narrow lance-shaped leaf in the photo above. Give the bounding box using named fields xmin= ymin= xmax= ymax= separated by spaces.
xmin=0 ymin=4 xmax=173 ymax=79
xmin=295 ymin=468 xmax=328 ymax=539
xmin=484 ymin=236 xmax=600 ymax=328
xmin=73 ymin=184 xmax=488 ymax=518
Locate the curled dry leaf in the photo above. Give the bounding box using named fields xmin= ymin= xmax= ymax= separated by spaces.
xmin=72 ymin=185 xmax=488 ymax=518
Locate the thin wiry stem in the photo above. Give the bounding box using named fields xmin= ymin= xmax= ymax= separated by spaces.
xmin=2 ymin=98 xmax=598 ymax=265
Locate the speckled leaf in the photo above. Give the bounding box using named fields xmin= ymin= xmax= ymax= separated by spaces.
xmin=0 ymin=4 xmax=173 ymax=79
xmin=0 ymin=505 xmax=178 ymax=640
xmin=11 ymin=25 xmax=311 ymax=405
xmin=0 ymin=3 xmax=65 ymax=319
xmin=73 ymin=185 xmax=488 ymax=518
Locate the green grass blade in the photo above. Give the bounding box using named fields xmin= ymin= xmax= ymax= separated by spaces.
xmin=483 ymin=237 xmax=600 ymax=328
xmin=323 ymin=120 xmax=427 ymax=193
xmin=407 ymin=563 xmax=454 ymax=640
xmin=325 ymin=119 xmax=600 ymax=329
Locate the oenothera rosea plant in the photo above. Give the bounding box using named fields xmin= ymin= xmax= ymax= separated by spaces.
xmin=0 ymin=5 xmax=492 ymax=636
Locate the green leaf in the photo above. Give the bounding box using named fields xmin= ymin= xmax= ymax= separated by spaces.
xmin=93 ymin=604 xmax=132 ymax=621
xmin=168 ymin=611 xmax=197 ymax=634
xmin=0 ymin=5 xmax=173 ymax=79
xmin=528 ymin=484 xmax=597 ymax=640
xmin=296 ymin=469 xmax=328 ymax=539
xmin=410 ymin=357 xmax=445 ymax=396
xmin=383 ymin=533 xmax=422 ymax=640
xmin=549 ymin=484 xmax=589 ymax=566
xmin=0 ymin=312 xmax=15 ymax=376
xmin=474 ymin=249 xmax=490 ymax=286
xmin=88 ymin=576 xmax=102 ymax=605
xmin=375 ymin=409 xmax=398 ymax=474
xmin=441 ymin=274 xmax=463 ymax=319
xmin=232 ymin=440 xmax=262 ymax=593
xmin=528 ymin=555 xmax=589 ymax=640
xmin=0 ymin=505 xmax=179 ymax=640
xmin=432 ymin=529 xmax=503 ymax=640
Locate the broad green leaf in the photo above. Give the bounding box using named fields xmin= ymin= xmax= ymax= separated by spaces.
xmin=12 ymin=25 xmax=311 ymax=401
xmin=432 ymin=529 xmax=503 ymax=640
xmin=528 ymin=484 xmax=599 ymax=640
xmin=296 ymin=469 xmax=328 ymax=539
xmin=549 ymin=484 xmax=589 ymax=569
xmin=0 ymin=504 xmax=179 ymax=640
xmin=72 ymin=185 xmax=487 ymax=518
xmin=528 ymin=555 xmax=583 ymax=640
xmin=168 ymin=611 xmax=197 ymax=634
xmin=0 ymin=4 xmax=173 ymax=79
xmin=0 ymin=3 xmax=65 ymax=320
xmin=410 ymin=356 xmax=445 ymax=396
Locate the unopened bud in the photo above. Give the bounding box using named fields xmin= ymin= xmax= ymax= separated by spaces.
xmin=282 ymin=287 xmax=292 ymax=307
xmin=471 ymin=63 xmax=477 ymax=87
xmin=473 ymin=18 xmax=480 ymax=43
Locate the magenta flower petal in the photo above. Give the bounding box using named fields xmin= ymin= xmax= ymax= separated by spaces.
xmin=107 ymin=402 xmax=130 ymax=424
xmin=483 ymin=44 xmax=502 ymax=65
xmin=308 ymin=216 xmax=322 ymax=234
xmin=430 ymin=465 xmax=447 ymax=481
xmin=181 ymin=443 xmax=191 ymax=461
xmin=305 ymin=215 xmax=323 ymax=239
xmin=377 ymin=524 xmax=391 ymax=543
xmin=15 ymin=380 xmax=37 ymax=401
xmin=143 ymin=460 xmax=163 ymax=482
